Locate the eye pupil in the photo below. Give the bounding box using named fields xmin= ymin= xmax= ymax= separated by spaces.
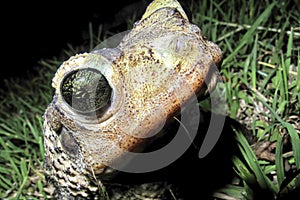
xmin=61 ymin=68 xmax=112 ymax=114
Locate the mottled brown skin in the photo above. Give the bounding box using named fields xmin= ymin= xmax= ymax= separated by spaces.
xmin=43 ymin=0 xmax=222 ymax=199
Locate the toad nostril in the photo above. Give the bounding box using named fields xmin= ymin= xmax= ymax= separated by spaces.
xmin=60 ymin=128 xmax=79 ymax=156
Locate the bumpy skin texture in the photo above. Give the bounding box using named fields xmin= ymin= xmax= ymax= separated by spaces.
xmin=43 ymin=0 xmax=222 ymax=199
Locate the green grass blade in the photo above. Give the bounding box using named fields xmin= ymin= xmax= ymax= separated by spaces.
xmin=234 ymin=128 xmax=278 ymax=193
xmin=0 ymin=175 xmax=12 ymax=190
xmin=16 ymin=175 xmax=28 ymax=199
xmin=253 ymin=90 xmax=300 ymax=169
xmin=285 ymin=27 xmax=293 ymax=71
xmin=0 ymin=123 xmax=19 ymax=136
xmin=286 ymin=124 xmax=300 ymax=169
xmin=280 ymin=53 xmax=289 ymax=103
xmin=213 ymin=184 xmax=248 ymax=200
xmin=275 ymin=134 xmax=285 ymax=186
xmin=278 ymin=170 xmax=300 ymax=197
xmin=232 ymin=155 xmax=256 ymax=185
xmin=38 ymin=136 xmax=45 ymax=160
xmin=223 ymin=2 xmax=276 ymax=64
xmin=20 ymin=159 xmax=28 ymax=178
xmin=296 ymin=49 xmax=300 ymax=100
xmin=251 ymin=34 xmax=258 ymax=89
xmin=261 ymin=68 xmax=276 ymax=90
xmin=0 ymin=138 xmax=22 ymax=180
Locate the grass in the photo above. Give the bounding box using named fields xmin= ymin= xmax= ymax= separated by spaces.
xmin=0 ymin=0 xmax=299 ymax=199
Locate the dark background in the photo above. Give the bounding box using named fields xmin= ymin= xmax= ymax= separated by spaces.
xmin=1 ymin=0 xmax=148 ymax=86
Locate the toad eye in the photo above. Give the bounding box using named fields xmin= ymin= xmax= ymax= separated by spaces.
xmin=61 ymin=68 xmax=112 ymax=114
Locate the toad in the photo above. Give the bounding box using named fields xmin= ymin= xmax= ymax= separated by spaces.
xmin=43 ymin=0 xmax=223 ymax=198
